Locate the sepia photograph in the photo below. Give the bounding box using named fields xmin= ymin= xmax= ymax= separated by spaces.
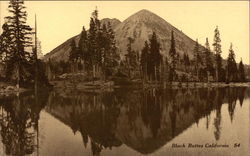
xmin=0 ymin=0 xmax=249 ymax=156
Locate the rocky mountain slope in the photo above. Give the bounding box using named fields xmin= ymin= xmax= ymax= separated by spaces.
xmin=114 ymin=9 xmax=200 ymax=59
xmin=43 ymin=9 xmax=205 ymax=62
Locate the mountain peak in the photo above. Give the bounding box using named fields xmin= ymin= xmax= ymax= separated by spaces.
xmin=128 ymin=9 xmax=160 ymax=20
xmin=119 ymin=9 xmax=170 ymax=28
xmin=135 ymin=9 xmax=154 ymax=15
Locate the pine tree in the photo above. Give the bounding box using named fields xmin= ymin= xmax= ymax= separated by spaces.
xmin=0 ymin=34 xmax=2 ymax=62
xmin=5 ymin=0 xmax=33 ymax=89
xmin=0 ymin=23 xmax=14 ymax=63
xmin=140 ymin=41 xmax=149 ymax=81
xmin=213 ymin=26 xmax=223 ymax=82
xmin=69 ymin=39 xmax=78 ymax=72
xmin=238 ymin=58 xmax=246 ymax=82
xmin=227 ymin=43 xmax=238 ymax=82
xmin=80 ymin=8 xmax=119 ymax=80
xmin=168 ymin=30 xmax=177 ymax=82
xmin=193 ymin=39 xmax=202 ymax=81
xmin=103 ymin=22 xmax=120 ymax=78
xmin=180 ymin=53 xmax=185 ymax=72
xmin=183 ymin=53 xmax=190 ymax=73
xmin=125 ymin=37 xmax=137 ymax=79
xmin=88 ymin=8 xmax=101 ymax=78
xmin=100 ymin=23 xmax=108 ymax=79
xmin=149 ymin=32 xmax=161 ymax=81
xmin=204 ymin=38 xmax=213 ymax=82
xmin=164 ymin=56 xmax=170 ymax=84
xmin=78 ymin=26 xmax=88 ymax=71
xmin=46 ymin=59 xmax=53 ymax=81
xmin=176 ymin=52 xmax=181 ymax=71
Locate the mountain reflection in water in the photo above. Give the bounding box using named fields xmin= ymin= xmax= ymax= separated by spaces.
xmin=0 ymin=87 xmax=249 ymax=156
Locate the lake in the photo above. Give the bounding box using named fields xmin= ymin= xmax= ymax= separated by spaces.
xmin=0 ymin=87 xmax=249 ymax=156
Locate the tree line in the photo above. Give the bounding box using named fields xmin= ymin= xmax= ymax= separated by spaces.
xmin=66 ymin=8 xmax=120 ymax=81
xmin=137 ymin=27 xmax=246 ymax=84
xmin=62 ymin=9 xmax=246 ymax=84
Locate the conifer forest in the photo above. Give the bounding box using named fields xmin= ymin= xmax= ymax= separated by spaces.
xmin=0 ymin=1 xmax=249 ymax=156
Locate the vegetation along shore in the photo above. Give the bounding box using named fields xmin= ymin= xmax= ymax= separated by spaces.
xmin=0 ymin=1 xmax=249 ymax=94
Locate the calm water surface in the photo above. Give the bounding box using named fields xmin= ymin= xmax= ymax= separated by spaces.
xmin=0 ymin=87 xmax=249 ymax=156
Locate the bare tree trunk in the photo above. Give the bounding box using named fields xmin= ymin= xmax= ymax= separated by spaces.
xmin=154 ymin=66 xmax=157 ymax=83
xmin=75 ymin=61 xmax=78 ymax=73
xmin=16 ymin=64 xmax=20 ymax=91
xmin=82 ymin=60 xmax=85 ymax=72
xmin=145 ymin=63 xmax=148 ymax=83
xmin=93 ymin=65 xmax=96 ymax=78
xmin=207 ymin=71 xmax=210 ymax=83
xmin=103 ymin=66 xmax=106 ymax=82
xmin=128 ymin=64 xmax=131 ymax=79
xmin=226 ymin=66 xmax=229 ymax=83
xmin=34 ymin=15 xmax=38 ymax=92
xmin=216 ymin=69 xmax=218 ymax=82
xmin=93 ymin=65 xmax=96 ymax=84
xmin=71 ymin=62 xmax=74 ymax=73
xmin=196 ymin=67 xmax=199 ymax=82
xmin=216 ymin=65 xmax=218 ymax=82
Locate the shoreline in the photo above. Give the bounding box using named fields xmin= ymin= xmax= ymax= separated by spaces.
xmin=51 ymin=80 xmax=250 ymax=90
xmin=1 ymin=81 xmax=249 ymax=96
xmin=153 ymin=82 xmax=250 ymax=88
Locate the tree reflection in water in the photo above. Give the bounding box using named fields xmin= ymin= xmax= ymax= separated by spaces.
xmin=46 ymin=87 xmax=248 ymax=155
xmin=0 ymin=91 xmax=49 ymax=156
xmin=0 ymin=87 xmax=248 ymax=156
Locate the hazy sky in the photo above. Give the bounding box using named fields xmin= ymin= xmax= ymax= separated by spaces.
xmin=0 ymin=1 xmax=249 ymax=64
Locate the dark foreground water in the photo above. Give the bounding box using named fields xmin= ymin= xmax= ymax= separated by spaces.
xmin=0 ymin=87 xmax=249 ymax=156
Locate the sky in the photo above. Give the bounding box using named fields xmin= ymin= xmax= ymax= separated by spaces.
xmin=0 ymin=1 xmax=249 ymax=64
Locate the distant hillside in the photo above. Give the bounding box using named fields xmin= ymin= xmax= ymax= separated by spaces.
xmin=43 ymin=35 xmax=81 ymax=62
xmin=100 ymin=18 xmax=121 ymax=29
